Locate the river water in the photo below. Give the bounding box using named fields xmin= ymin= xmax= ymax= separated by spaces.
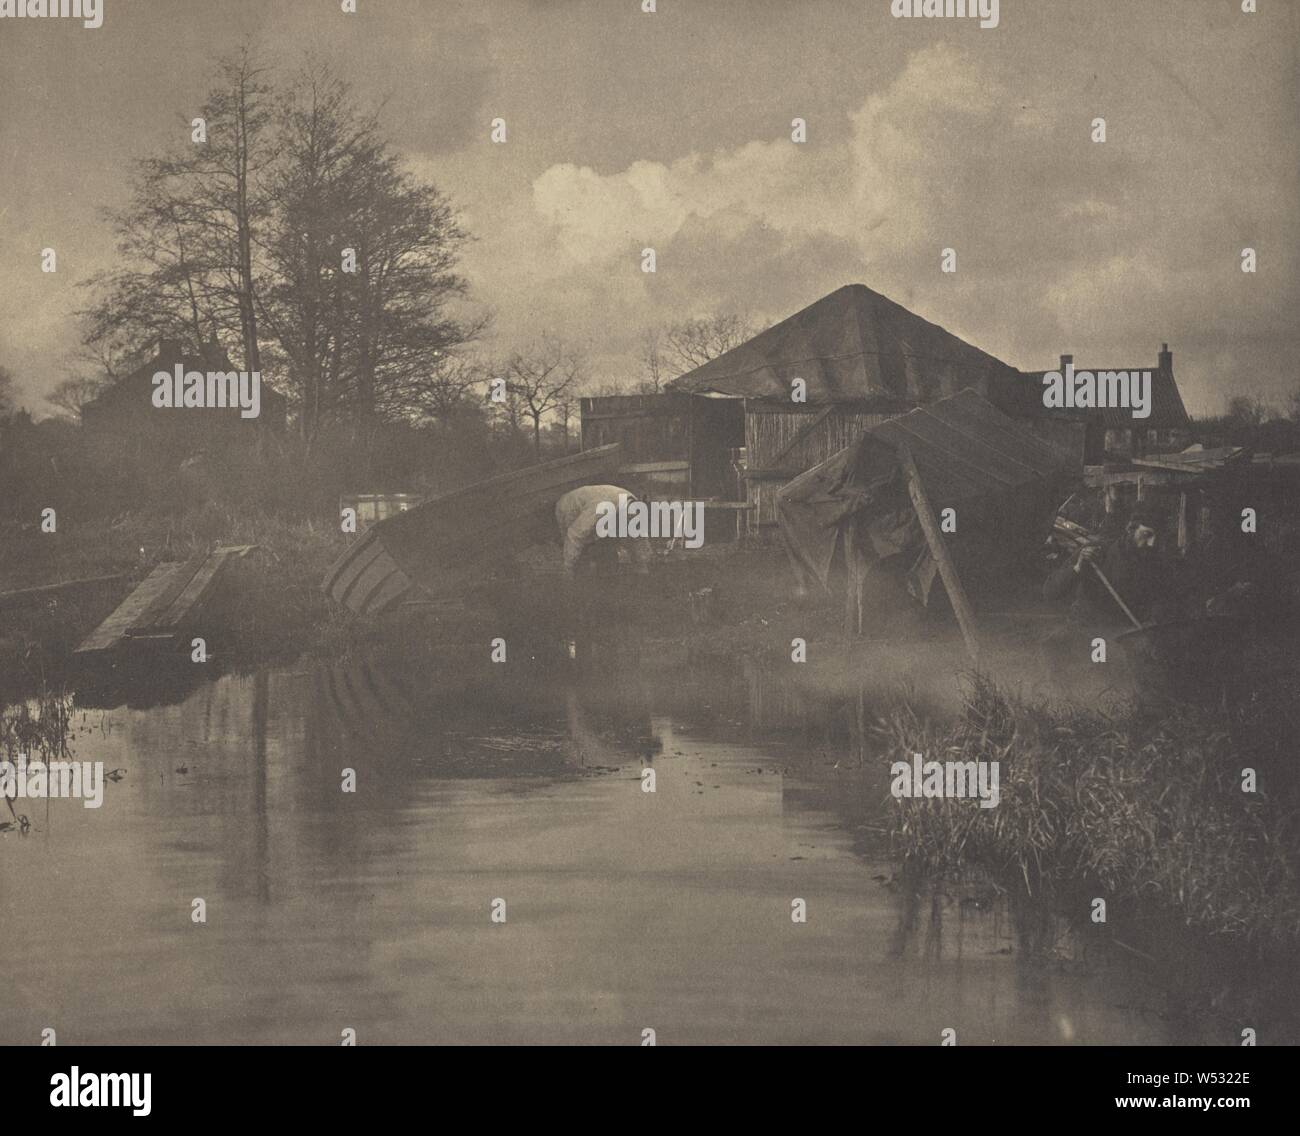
xmin=0 ymin=642 xmax=1203 ymax=1045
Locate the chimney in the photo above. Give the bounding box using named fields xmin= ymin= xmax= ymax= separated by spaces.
xmin=1059 ymin=353 xmax=1073 ymax=371
xmin=1158 ymin=342 xmax=1172 ymax=372
xmin=204 ymin=334 xmax=231 ymax=369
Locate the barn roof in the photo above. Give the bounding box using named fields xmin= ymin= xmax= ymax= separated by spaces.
xmin=665 ymin=283 xmax=1019 ymax=404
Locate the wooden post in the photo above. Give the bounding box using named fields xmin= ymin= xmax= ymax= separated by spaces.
xmin=898 ymin=443 xmax=980 ymax=664
xmin=843 ymin=521 xmax=857 ymax=635
xmin=1177 ymin=491 xmax=1188 ymax=554
xmin=841 ymin=519 xmax=866 ymax=636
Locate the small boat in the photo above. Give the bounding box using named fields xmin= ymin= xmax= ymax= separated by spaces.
xmin=323 ymin=443 xmax=624 ymax=616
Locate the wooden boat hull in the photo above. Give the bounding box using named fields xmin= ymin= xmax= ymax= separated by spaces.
xmin=323 ymin=443 xmax=624 ymax=616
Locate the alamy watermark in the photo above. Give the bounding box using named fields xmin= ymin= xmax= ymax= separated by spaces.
xmin=0 ymin=0 xmax=103 ymax=29
xmin=595 ymin=494 xmax=704 ymax=549
xmin=1 ymin=754 xmax=105 ymax=809
xmin=152 ymin=365 xmax=261 ymax=418
xmin=1042 ymin=363 xmax=1152 ymax=419
xmin=890 ymin=753 xmax=1000 ymax=809
xmin=49 ymin=1068 xmax=150 ymax=1117
xmin=890 ymin=0 xmax=999 ymax=30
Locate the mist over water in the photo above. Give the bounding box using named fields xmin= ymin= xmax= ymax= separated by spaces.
xmin=0 ymin=644 xmax=1194 ymax=1045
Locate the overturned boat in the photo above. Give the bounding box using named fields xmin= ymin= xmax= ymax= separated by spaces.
xmin=323 ymin=443 xmax=624 ymax=616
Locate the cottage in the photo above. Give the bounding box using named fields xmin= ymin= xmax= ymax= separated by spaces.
xmin=1016 ymin=346 xmax=1190 ymax=463
xmin=81 ymin=338 xmax=286 ymax=461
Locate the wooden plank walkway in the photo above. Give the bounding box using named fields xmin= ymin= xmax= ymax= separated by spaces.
xmin=74 ymin=564 xmax=183 ymax=654
xmin=75 ymin=545 xmax=257 ymax=654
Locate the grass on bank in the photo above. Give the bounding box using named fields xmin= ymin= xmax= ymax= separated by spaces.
xmin=882 ymin=674 xmax=1300 ymax=954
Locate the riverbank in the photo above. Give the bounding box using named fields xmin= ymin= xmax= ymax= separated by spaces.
xmin=883 ymin=673 xmax=1300 ymax=959
xmin=0 ymin=507 xmax=857 ymax=688
xmin=5 ymin=507 xmax=1298 ymax=985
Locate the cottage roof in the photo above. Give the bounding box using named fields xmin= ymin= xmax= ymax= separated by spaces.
xmin=1012 ymin=366 xmax=1191 ymax=430
xmin=83 ymin=339 xmax=286 ymax=417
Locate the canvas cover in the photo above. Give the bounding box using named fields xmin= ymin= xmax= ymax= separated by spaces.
xmin=777 ymin=389 xmax=1073 ymax=601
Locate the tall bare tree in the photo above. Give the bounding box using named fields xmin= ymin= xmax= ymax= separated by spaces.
xmin=81 ymin=45 xmax=273 ymax=373
xmin=258 ymin=62 xmax=476 ymax=443
xmin=504 ymin=338 xmax=585 ymax=456
xmin=640 ymin=328 xmax=665 ymax=392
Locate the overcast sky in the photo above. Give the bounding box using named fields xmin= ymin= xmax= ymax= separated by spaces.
xmin=0 ymin=0 xmax=1295 ymax=417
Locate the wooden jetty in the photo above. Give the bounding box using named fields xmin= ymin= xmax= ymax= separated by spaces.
xmin=75 ymin=545 xmax=257 ymax=654
xmin=323 ymin=443 xmax=624 ymax=617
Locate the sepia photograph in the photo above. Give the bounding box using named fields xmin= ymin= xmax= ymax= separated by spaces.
xmin=0 ymin=0 xmax=1297 ymax=1099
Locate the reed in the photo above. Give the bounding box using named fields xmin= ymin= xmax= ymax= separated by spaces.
xmin=882 ymin=674 xmax=1300 ymax=953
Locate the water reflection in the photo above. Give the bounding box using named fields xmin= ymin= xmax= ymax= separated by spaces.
xmin=0 ymin=643 xmax=1214 ymax=1044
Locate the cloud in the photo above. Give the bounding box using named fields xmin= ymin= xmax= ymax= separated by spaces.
xmin=456 ymin=41 xmax=1296 ymax=412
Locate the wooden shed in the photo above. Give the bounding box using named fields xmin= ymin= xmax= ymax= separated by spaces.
xmin=578 ymin=391 xmax=745 ymax=502
xmin=665 ymin=284 xmax=1025 ymax=529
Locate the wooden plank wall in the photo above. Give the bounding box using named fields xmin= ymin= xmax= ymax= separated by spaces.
xmin=580 ymin=394 xmax=692 ymax=464
xmin=744 ymin=405 xmax=894 ymax=527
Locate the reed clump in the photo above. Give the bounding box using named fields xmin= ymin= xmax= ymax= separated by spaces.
xmin=882 ymin=674 xmax=1300 ymax=953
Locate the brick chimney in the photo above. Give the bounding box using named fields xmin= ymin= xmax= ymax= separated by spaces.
xmin=1158 ymin=342 xmax=1172 ymax=373
xmin=1059 ymin=353 xmax=1073 ymax=371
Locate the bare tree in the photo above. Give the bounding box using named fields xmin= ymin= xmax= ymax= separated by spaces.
xmin=485 ymin=373 xmax=525 ymax=440
xmin=640 ymin=327 xmax=665 ymax=392
xmin=553 ymin=387 xmax=581 ymax=453
xmin=1225 ymin=394 xmax=1271 ymax=428
xmin=405 ymin=354 xmax=487 ymax=423
xmin=81 ymin=45 xmax=273 ymax=375
xmin=504 ymin=338 xmax=585 ymax=456
xmin=47 ymin=375 xmax=109 ymax=421
xmin=259 ymin=61 xmax=476 ymax=442
xmin=662 ymin=313 xmax=755 ymax=373
xmin=82 ymin=51 xmax=476 ymax=446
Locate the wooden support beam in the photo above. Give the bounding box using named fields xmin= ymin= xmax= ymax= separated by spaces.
xmin=843 ymin=520 xmax=858 ymax=635
xmin=898 ymin=443 xmax=981 ymax=664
